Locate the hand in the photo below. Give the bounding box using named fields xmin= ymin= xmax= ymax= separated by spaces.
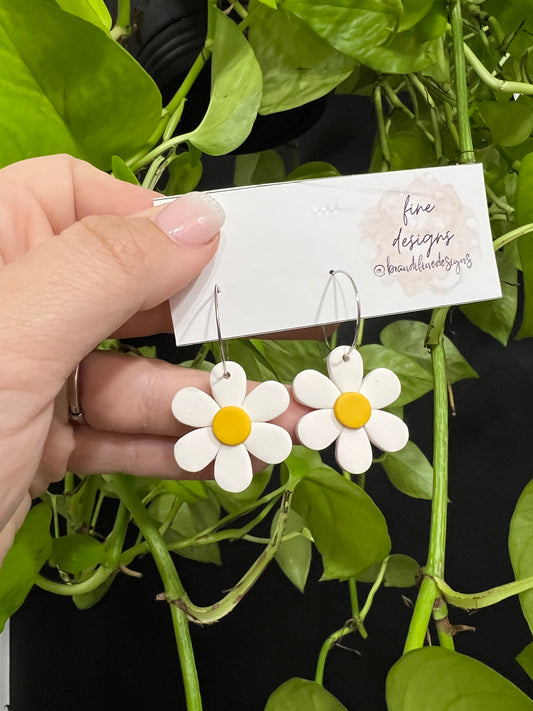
xmin=0 ymin=155 xmax=307 ymax=563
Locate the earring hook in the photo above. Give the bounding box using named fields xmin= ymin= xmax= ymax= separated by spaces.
xmin=214 ymin=284 xmax=230 ymax=378
xmin=329 ymin=269 xmax=362 ymax=360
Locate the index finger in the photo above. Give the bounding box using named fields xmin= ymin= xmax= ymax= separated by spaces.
xmin=0 ymin=154 xmax=157 ymax=233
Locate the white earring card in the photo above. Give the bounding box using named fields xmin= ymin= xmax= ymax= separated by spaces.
xmin=156 ymin=164 xmax=501 ymax=346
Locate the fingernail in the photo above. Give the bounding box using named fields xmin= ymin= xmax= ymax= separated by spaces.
xmin=155 ymin=192 xmax=225 ymax=246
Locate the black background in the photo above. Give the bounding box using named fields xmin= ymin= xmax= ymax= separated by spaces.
xmin=10 ymin=91 xmax=533 ymax=710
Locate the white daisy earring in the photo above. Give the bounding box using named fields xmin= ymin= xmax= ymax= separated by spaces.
xmin=293 ymin=270 xmax=409 ymax=475
xmin=171 ymin=285 xmax=293 ymax=493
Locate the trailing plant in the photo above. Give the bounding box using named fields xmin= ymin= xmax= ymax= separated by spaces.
xmin=2 ymin=0 xmax=533 ymax=709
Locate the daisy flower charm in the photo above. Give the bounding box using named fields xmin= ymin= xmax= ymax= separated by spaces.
xmin=172 ymin=361 xmax=292 ymax=493
xmin=293 ymin=345 xmax=409 ymax=474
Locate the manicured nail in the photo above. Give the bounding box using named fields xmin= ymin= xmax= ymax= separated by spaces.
xmin=155 ymin=192 xmax=225 ymax=246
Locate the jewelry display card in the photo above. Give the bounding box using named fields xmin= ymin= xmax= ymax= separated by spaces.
xmin=155 ymin=164 xmax=501 ymax=346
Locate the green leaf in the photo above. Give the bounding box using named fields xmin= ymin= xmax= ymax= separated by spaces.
xmin=379 ymin=320 xmax=478 ymax=386
xmin=0 ymin=503 xmax=52 ymax=631
xmin=292 ymin=466 xmax=391 ymax=580
xmin=265 ymin=678 xmax=348 ymax=711
xmin=171 ymin=490 xmax=222 ymax=564
xmin=517 ymin=641 xmax=533 ymax=683
xmin=460 ymin=251 xmax=517 ymax=345
xmin=397 ymin=0 xmax=434 ymax=32
xmin=163 ymin=480 xmax=208 ymax=503
xmin=509 ymin=478 xmax=533 ymax=634
xmin=249 ymin=2 xmax=355 ymax=115
xmin=50 ymin=533 xmax=106 ymax=574
xmin=479 ymin=99 xmax=533 ymax=148
xmin=54 ymin=0 xmax=112 ymax=30
xmin=380 ymin=441 xmax=433 ymax=499
xmin=111 ymin=155 xmax=140 ymax=185
xmin=73 ymin=573 xmax=115 ymax=610
xmin=357 ymin=553 xmax=420 ymax=586
xmin=482 ymin=0 xmax=533 ymax=62
xmin=355 ymin=31 xmax=441 ymax=74
xmin=0 ymin=0 xmax=161 ymax=170
xmin=165 ymin=152 xmax=203 ymax=195
xmin=234 ymin=150 xmax=286 ymax=186
xmin=149 ymin=491 xmax=222 ymax=564
xmin=283 ymin=0 xmax=402 ymax=61
xmin=254 ymin=339 xmax=330 ymax=383
xmin=282 ymin=446 xmax=325 ymax=486
xmin=207 ymin=467 xmax=272 ymax=514
xmin=258 ymin=0 xmax=278 ymax=7
xmin=288 ymin=162 xmax=341 ymax=181
xmin=185 ymin=9 xmax=262 ymax=155
xmin=383 ymin=554 xmax=421 ymax=587
xmin=515 ymin=152 xmax=533 ymax=337
xmin=272 ymin=509 xmax=311 ymax=592
xmin=386 ymin=647 xmax=533 ymax=711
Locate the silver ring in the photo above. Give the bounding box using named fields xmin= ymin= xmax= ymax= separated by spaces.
xmin=67 ymin=363 xmax=84 ymax=424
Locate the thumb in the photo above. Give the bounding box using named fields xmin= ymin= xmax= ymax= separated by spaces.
xmin=0 ymin=192 xmax=224 ymax=381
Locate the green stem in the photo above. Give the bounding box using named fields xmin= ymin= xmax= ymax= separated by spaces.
xmin=463 ymin=43 xmax=533 ymax=96
xmin=111 ymin=474 xmax=202 ymax=711
xmin=381 ymin=80 xmax=436 ymax=145
xmin=404 ymin=309 xmax=451 ymax=652
xmin=170 ymin=489 xmax=293 ymax=625
xmin=449 ymin=1 xmax=475 ymax=162
xmin=373 ymin=84 xmax=391 ymax=171
xmin=315 ymin=621 xmax=358 ymax=686
xmin=35 ymin=565 xmax=114 ymax=596
xmin=110 ymin=0 xmax=131 ymax=41
xmin=493 ymin=222 xmax=533 ymax=251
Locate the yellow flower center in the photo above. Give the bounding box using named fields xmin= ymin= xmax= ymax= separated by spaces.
xmin=212 ymin=406 xmax=252 ymax=446
xmin=333 ymin=392 xmax=372 ymax=429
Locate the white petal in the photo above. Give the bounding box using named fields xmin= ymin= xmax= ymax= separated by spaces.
xmin=327 ymin=346 xmax=363 ymax=394
xmin=174 ymin=428 xmax=219 ymax=472
xmin=292 ymin=369 xmax=340 ymax=409
xmin=335 ymin=427 xmax=373 ymax=474
xmin=214 ymin=444 xmax=253 ymax=493
xmin=245 ymin=422 xmax=292 ymax=464
xmin=243 ymin=381 xmax=290 ymax=422
xmin=171 ymin=388 xmax=219 ymax=427
xmin=210 ymin=360 xmax=247 ymax=407
xmin=364 ymin=410 xmax=409 ymax=453
xmin=296 ymin=409 xmax=342 ymax=450
xmin=359 ymin=368 xmax=401 ymax=409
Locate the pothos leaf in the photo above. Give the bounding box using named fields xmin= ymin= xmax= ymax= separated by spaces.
xmin=265 ymin=677 xmax=349 ymax=711
xmin=50 ymin=533 xmax=106 ymax=574
xmin=0 ymin=503 xmax=52 ymax=631
xmin=248 ymin=2 xmax=355 ymax=115
xmin=379 ymin=320 xmax=478 ymax=385
xmin=509 ymin=478 xmax=533 ymax=634
xmin=272 ymin=509 xmax=311 ymax=593
xmin=111 ymin=155 xmax=140 ymax=185
xmin=234 ymin=150 xmax=286 ymax=186
xmin=165 ymin=152 xmax=203 ymax=195
xmin=380 ymin=440 xmax=433 ymax=499
xmin=282 ymin=0 xmax=402 ymax=61
xmin=515 ymin=152 xmax=533 ymax=338
xmin=0 ymin=0 xmax=161 ymax=170
xmin=184 ymin=9 xmax=262 ymax=155
xmin=460 ymin=250 xmax=517 ymax=345
xmin=291 ymin=467 xmax=391 ymax=580
xmin=517 ymin=642 xmax=533 ymax=683
xmin=387 ymin=647 xmax=533 ymax=711
xmin=53 ymin=0 xmax=112 ymax=30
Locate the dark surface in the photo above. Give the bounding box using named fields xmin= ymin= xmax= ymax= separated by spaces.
xmin=10 ymin=94 xmax=533 ymax=710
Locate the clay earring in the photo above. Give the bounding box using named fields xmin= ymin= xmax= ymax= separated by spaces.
xmin=171 ymin=285 xmax=293 ymax=493
xmin=293 ymin=270 xmax=409 ymax=475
